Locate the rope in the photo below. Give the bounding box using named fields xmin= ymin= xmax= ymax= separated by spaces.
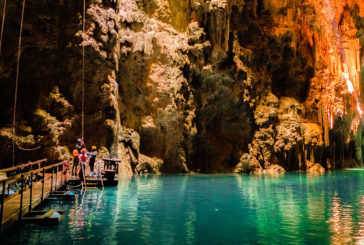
xmin=0 ymin=0 xmax=6 ymax=55
xmin=68 ymin=183 xmax=82 ymax=188
xmin=81 ymin=162 xmax=86 ymax=189
xmin=16 ymin=145 xmax=41 ymax=151
xmin=12 ymin=0 xmax=26 ymax=166
xmin=81 ymin=0 xmax=85 ymax=140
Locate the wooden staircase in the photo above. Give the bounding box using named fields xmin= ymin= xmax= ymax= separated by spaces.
xmin=82 ymin=176 xmax=104 ymax=189
xmin=83 ymin=179 xmax=98 ymax=189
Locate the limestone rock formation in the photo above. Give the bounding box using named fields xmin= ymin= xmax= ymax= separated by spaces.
xmin=307 ymin=163 xmax=326 ymax=175
xmin=0 ymin=0 xmax=364 ymax=174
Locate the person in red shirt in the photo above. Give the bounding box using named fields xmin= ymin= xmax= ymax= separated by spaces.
xmin=79 ymin=148 xmax=88 ymax=181
xmin=76 ymin=138 xmax=86 ymax=153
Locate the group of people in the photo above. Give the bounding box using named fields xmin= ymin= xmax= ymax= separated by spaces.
xmin=71 ymin=138 xmax=98 ymax=179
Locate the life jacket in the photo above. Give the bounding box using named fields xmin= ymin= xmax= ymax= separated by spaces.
xmin=80 ymin=153 xmax=88 ymax=162
xmin=72 ymin=149 xmax=79 ymax=157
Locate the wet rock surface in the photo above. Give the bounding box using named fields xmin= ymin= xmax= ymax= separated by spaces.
xmin=307 ymin=163 xmax=326 ymax=175
xmin=0 ymin=0 xmax=363 ymax=174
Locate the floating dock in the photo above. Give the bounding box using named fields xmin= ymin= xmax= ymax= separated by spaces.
xmin=20 ymin=209 xmax=64 ymax=225
xmin=67 ymin=158 xmax=120 ymax=187
xmin=67 ymin=175 xmax=117 ymax=187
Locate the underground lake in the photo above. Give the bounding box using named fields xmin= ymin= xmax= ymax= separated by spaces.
xmin=1 ymin=171 xmax=364 ymax=244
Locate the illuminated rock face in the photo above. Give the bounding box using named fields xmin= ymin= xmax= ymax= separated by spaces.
xmin=0 ymin=0 xmax=363 ymax=173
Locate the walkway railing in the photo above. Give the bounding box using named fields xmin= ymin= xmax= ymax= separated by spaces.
xmin=0 ymin=158 xmax=47 ymax=176
xmin=0 ymin=160 xmax=65 ymax=229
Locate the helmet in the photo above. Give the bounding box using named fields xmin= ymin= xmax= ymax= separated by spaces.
xmin=92 ymin=146 xmax=96 ymax=150
xmin=72 ymin=149 xmax=79 ymax=157
xmin=81 ymin=148 xmax=87 ymax=153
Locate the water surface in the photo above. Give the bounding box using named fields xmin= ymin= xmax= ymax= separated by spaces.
xmin=1 ymin=171 xmax=364 ymax=244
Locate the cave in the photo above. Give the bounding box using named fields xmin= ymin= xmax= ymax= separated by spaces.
xmin=0 ymin=0 xmax=362 ymax=175
xmin=0 ymin=0 xmax=364 ymax=243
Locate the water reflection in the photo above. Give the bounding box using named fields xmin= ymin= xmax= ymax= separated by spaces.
xmin=69 ymin=173 xmax=364 ymax=244
xmin=328 ymin=193 xmax=355 ymax=244
xmin=235 ymin=172 xmax=364 ymax=244
xmin=2 ymin=172 xmax=364 ymax=244
xmin=355 ymin=196 xmax=364 ymax=244
xmin=66 ymin=189 xmax=105 ymax=241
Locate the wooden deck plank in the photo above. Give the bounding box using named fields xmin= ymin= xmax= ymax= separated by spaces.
xmin=1 ymin=172 xmax=64 ymax=227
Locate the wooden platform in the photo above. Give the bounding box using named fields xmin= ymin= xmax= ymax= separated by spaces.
xmin=66 ymin=159 xmax=119 ymax=187
xmin=0 ymin=158 xmax=120 ymax=230
xmin=1 ymin=172 xmax=63 ymax=229
xmin=67 ymin=175 xmax=118 ymax=187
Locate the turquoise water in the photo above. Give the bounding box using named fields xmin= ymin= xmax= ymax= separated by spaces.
xmin=1 ymin=171 xmax=364 ymax=244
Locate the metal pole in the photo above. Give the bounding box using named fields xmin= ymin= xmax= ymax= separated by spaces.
xmin=41 ymin=167 xmax=45 ymax=202
xmin=55 ymin=165 xmax=58 ymax=191
xmin=29 ymin=172 xmax=33 ymax=211
xmin=61 ymin=162 xmax=67 ymax=186
xmin=19 ymin=175 xmax=24 ymax=219
xmin=0 ymin=180 xmax=6 ymax=228
xmin=51 ymin=167 xmax=54 ymax=195
xmin=61 ymin=162 xmax=63 ymax=187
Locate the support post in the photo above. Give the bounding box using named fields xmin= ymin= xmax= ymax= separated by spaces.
xmin=29 ymin=172 xmax=33 ymax=211
xmin=61 ymin=162 xmax=64 ymax=187
xmin=0 ymin=180 xmax=6 ymax=228
xmin=51 ymin=167 xmax=54 ymax=195
xmin=41 ymin=167 xmax=45 ymax=202
xmin=55 ymin=165 xmax=58 ymax=191
xmin=19 ymin=175 xmax=24 ymax=219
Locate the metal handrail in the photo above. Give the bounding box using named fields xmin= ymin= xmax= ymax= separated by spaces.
xmin=1 ymin=161 xmax=64 ymax=182
xmin=0 ymin=160 xmax=65 ymax=228
xmin=0 ymin=159 xmax=47 ymax=173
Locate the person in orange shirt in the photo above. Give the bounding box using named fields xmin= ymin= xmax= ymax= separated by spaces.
xmin=72 ymin=149 xmax=79 ymax=177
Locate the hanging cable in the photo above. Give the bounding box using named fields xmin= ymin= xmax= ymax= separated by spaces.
xmin=16 ymin=144 xmax=41 ymax=151
xmin=82 ymin=0 xmax=85 ymax=140
xmin=12 ymin=0 xmax=26 ymax=166
xmin=0 ymin=0 xmax=6 ymax=55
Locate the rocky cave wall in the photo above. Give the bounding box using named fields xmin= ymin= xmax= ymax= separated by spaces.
xmin=0 ymin=0 xmax=364 ymax=174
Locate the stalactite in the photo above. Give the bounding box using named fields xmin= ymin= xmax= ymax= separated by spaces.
xmin=310 ymin=144 xmax=315 ymax=164
xmin=323 ymin=107 xmax=330 ymax=147
xmin=304 ymin=144 xmax=308 ymax=168
xmin=355 ymin=124 xmax=362 ymax=164
xmin=298 ymin=144 xmax=302 ymax=170
xmin=0 ymin=0 xmax=363 ymax=173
